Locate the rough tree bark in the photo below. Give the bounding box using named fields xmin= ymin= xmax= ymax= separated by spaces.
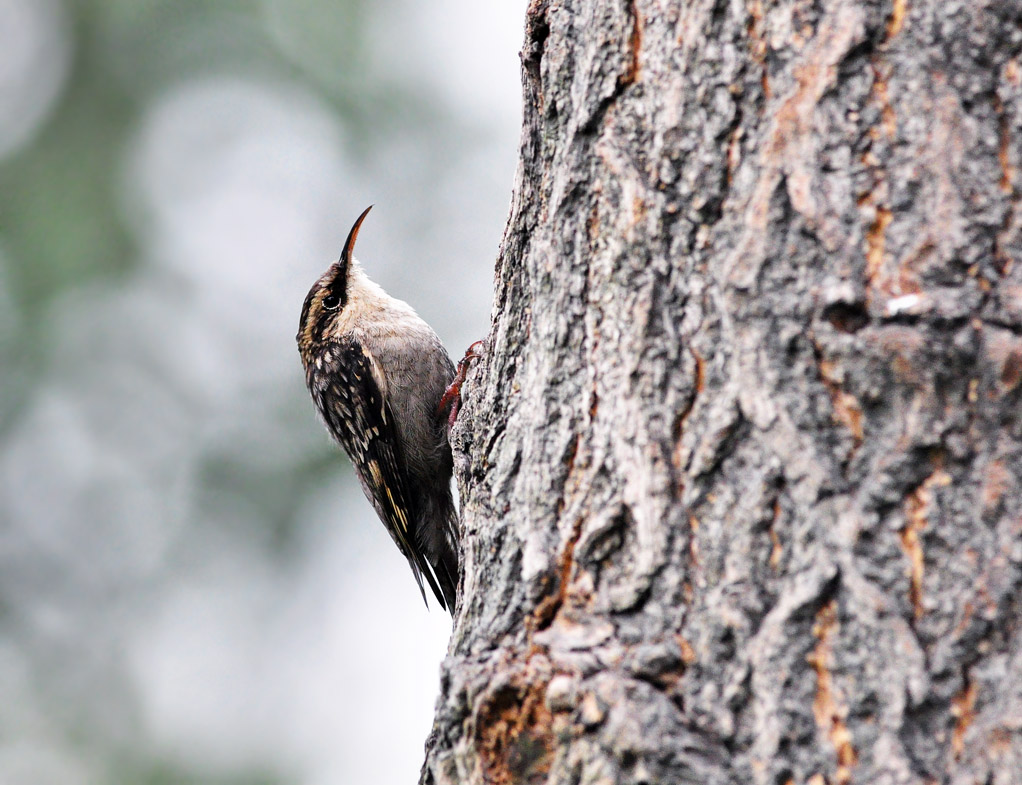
xmin=423 ymin=1 xmax=1022 ymax=783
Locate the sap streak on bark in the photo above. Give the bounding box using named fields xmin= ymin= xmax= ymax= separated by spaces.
xmin=424 ymin=1 xmax=1022 ymax=783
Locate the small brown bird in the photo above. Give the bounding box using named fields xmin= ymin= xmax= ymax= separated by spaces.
xmin=297 ymin=207 xmax=460 ymax=612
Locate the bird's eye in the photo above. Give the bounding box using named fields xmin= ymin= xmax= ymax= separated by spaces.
xmin=323 ymin=293 xmax=340 ymax=310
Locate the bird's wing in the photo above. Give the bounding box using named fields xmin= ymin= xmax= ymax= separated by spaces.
xmin=320 ymin=337 xmax=448 ymax=610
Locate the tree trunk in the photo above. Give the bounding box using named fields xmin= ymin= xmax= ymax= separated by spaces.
xmin=423 ymin=0 xmax=1022 ymax=783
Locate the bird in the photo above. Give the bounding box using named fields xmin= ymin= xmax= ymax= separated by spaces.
xmin=297 ymin=206 xmax=460 ymax=613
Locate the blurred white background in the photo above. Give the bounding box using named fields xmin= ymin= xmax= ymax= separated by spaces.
xmin=0 ymin=0 xmax=525 ymax=782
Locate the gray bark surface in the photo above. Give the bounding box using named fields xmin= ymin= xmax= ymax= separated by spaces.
xmin=424 ymin=1 xmax=1022 ymax=783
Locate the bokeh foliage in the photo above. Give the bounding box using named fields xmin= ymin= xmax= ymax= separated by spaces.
xmin=0 ymin=1 xmax=518 ymax=782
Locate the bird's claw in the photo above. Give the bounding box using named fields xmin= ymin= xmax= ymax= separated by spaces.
xmin=438 ymin=340 xmax=485 ymax=429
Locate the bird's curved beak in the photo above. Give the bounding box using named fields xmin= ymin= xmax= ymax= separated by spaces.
xmin=341 ymin=205 xmax=373 ymax=266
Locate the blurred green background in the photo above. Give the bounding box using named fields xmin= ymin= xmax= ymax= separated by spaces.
xmin=0 ymin=0 xmax=522 ymax=782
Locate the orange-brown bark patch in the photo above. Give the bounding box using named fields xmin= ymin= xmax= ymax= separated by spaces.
xmin=769 ymin=496 xmax=783 ymax=569
xmin=818 ymin=358 xmax=864 ymax=448
xmin=688 ymin=514 xmax=701 ymax=568
xmin=871 ymin=68 xmax=897 ymax=139
xmin=533 ymin=514 xmax=584 ymax=632
xmin=533 ymin=435 xmax=585 ymax=631
xmin=998 ymin=107 xmax=1015 ymax=196
xmin=746 ymin=0 xmax=770 ymax=98
xmin=477 ymin=680 xmax=554 ymax=785
xmin=866 ymin=205 xmax=893 ymax=285
xmin=632 ymin=195 xmax=647 ymax=225
xmin=808 ymin=600 xmax=857 ymax=784
xmin=625 ymin=0 xmax=642 ymax=84
xmin=1002 ymin=349 xmax=1022 ymax=392
xmin=900 ymin=467 xmax=951 ymax=619
xmin=678 ymin=635 xmax=697 ymax=665
xmin=885 ymin=0 xmax=907 ymax=40
xmin=950 ymin=678 xmax=978 ymax=760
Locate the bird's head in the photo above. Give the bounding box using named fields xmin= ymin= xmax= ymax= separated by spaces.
xmin=297 ymin=205 xmax=372 ymax=360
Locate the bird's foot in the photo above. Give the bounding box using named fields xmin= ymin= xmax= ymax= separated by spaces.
xmin=438 ymin=340 xmax=486 ymax=429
